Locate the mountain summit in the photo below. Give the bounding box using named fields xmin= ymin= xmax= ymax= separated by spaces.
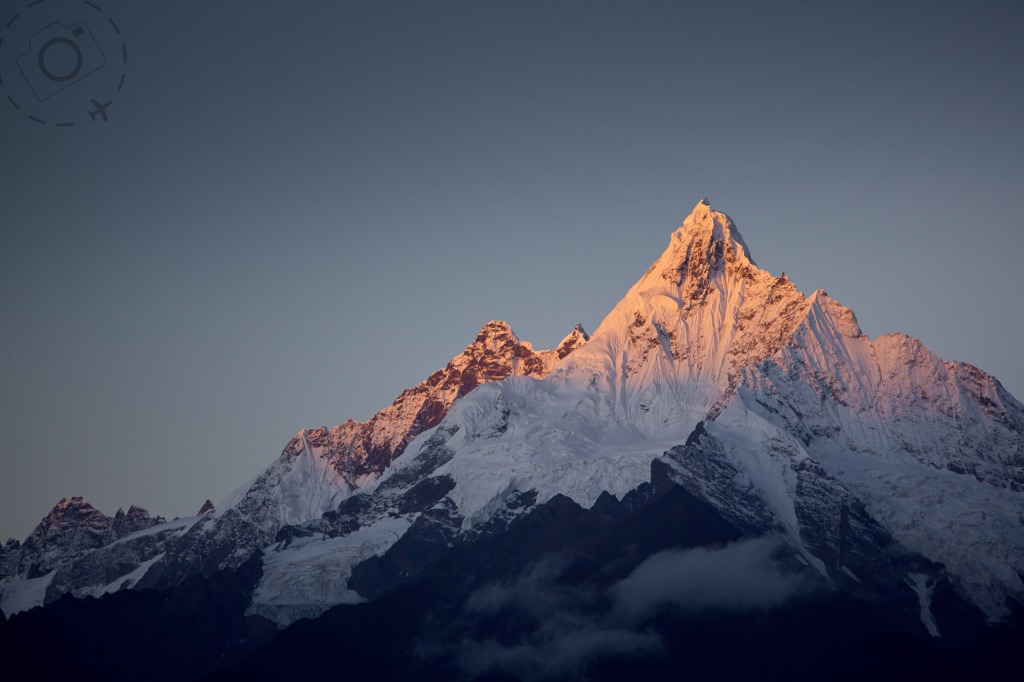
xmin=559 ymin=199 xmax=804 ymax=429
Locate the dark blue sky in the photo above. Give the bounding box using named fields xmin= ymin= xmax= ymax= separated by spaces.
xmin=2 ymin=0 xmax=1022 ymax=540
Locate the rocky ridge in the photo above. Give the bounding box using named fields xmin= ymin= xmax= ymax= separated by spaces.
xmin=0 ymin=322 xmax=589 ymax=614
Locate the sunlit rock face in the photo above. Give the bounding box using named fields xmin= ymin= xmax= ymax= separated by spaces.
xmin=309 ymin=318 xmax=591 ymax=490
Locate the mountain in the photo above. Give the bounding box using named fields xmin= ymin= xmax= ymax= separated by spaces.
xmin=221 ymin=318 xmax=589 ymax=536
xmin=0 ymin=497 xmax=168 ymax=616
xmin=0 ymin=320 xmax=590 ymax=617
xmin=2 ymin=200 xmax=1022 ymax=680
xmin=2 ymin=498 xmax=165 ymax=580
xmin=268 ymin=197 xmax=1020 ymax=623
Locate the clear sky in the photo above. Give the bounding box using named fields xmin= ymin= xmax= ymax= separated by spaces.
xmin=2 ymin=0 xmax=1022 ymax=541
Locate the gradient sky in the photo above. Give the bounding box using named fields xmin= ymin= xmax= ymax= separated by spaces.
xmin=2 ymin=0 xmax=1022 ymax=541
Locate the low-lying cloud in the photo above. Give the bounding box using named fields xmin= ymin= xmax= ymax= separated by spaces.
xmin=611 ymin=536 xmax=808 ymax=622
xmin=420 ymin=537 xmax=813 ymax=681
xmin=455 ymin=615 xmax=661 ymax=682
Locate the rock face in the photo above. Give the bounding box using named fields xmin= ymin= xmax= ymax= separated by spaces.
xmin=4 ymin=498 xmax=164 ymax=581
xmin=16 ymin=498 xmax=115 ymax=579
xmin=311 ymin=319 xmax=590 ymax=489
xmin=113 ymin=506 xmax=164 ymax=539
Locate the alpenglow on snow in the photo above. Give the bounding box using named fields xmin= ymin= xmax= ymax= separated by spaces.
xmin=2 ymin=200 xmax=1022 ymax=634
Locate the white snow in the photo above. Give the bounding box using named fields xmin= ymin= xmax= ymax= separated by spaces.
xmin=0 ymin=569 xmax=55 ymax=616
xmin=84 ymin=553 xmax=166 ymax=598
xmin=695 ymin=393 xmax=832 ymax=582
xmin=810 ymin=443 xmax=1024 ymax=620
xmin=0 ymin=518 xmax=197 ymax=615
xmin=109 ymin=514 xmax=201 ymax=547
xmin=907 ymin=572 xmax=941 ymax=637
xmin=248 ymin=516 xmax=411 ymax=627
xmin=412 ymin=379 xmax=698 ymax=530
xmin=269 ymin=430 xmax=353 ymax=527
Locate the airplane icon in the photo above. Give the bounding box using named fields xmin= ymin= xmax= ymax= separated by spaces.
xmin=88 ymin=99 xmax=112 ymax=122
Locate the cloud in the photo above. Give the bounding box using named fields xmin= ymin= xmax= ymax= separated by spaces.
xmin=454 ymin=617 xmax=660 ymax=682
xmin=463 ymin=556 xmax=577 ymax=619
xmin=450 ymin=556 xmax=661 ymax=680
xmin=611 ymin=536 xmax=808 ymax=623
xmin=419 ymin=537 xmax=811 ymax=681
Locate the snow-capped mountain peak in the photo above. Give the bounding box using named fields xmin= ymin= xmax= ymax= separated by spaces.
xmin=343 ymin=203 xmax=807 ymax=540
xmin=353 ymin=200 xmax=1024 ymax=621
xmin=551 ymin=201 xmax=807 ymax=431
xmin=667 ymin=197 xmax=757 ymax=266
xmin=4 ymin=200 xmax=1022 ymax=642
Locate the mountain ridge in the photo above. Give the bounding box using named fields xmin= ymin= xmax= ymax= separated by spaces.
xmin=2 ymin=199 xmax=1022 ymax=645
xmin=0 ymin=319 xmax=590 ymax=618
